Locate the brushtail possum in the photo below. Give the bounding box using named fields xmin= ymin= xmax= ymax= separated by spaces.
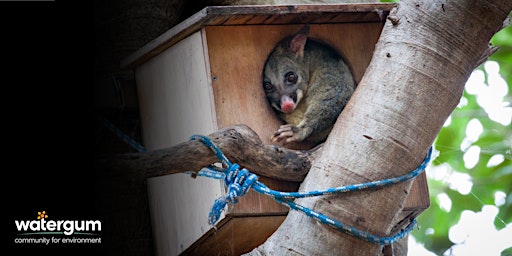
xmin=263 ymin=26 xmax=355 ymax=145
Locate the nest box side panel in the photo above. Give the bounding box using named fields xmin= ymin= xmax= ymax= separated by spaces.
xmin=135 ymin=31 xmax=223 ymax=256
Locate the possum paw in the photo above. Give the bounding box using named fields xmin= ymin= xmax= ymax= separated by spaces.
xmin=271 ymin=124 xmax=308 ymax=144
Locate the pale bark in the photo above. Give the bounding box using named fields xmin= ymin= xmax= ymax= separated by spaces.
xmin=249 ymin=0 xmax=512 ymax=255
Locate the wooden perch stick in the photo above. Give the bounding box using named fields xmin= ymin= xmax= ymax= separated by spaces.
xmin=95 ymin=124 xmax=318 ymax=182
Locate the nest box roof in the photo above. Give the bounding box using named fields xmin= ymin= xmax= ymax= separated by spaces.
xmin=121 ymin=3 xmax=394 ymax=69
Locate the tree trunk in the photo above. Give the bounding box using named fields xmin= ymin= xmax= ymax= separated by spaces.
xmin=249 ymin=0 xmax=512 ymax=255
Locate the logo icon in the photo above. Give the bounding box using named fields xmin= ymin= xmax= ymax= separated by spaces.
xmin=37 ymin=211 xmax=48 ymax=220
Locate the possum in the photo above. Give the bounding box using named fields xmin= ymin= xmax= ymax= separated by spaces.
xmin=263 ymin=26 xmax=355 ymax=145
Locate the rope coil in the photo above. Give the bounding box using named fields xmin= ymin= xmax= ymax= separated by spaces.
xmin=190 ymin=134 xmax=433 ymax=245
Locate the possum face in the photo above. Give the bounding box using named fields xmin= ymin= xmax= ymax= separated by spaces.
xmin=263 ymin=67 xmax=304 ymax=114
xmin=263 ymin=31 xmax=309 ymax=114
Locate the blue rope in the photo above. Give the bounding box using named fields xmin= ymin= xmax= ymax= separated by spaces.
xmin=103 ymin=119 xmax=148 ymax=153
xmin=190 ymin=134 xmax=433 ymax=245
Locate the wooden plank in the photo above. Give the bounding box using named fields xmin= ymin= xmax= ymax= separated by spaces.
xmin=121 ymin=4 xmax=394 ymax=69
xmin=182 ymin=215 xmax=287 ymax=256
xmin=121 ymin=7 xmax=210 ymax=70
xmin=135 ymin=31 xmax=223 ymax=256
xmin=404 ymin=172 xmax=430 ymax=211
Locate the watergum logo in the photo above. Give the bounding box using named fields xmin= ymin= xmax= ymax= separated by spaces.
xmin=14 ymin=211 xmax=102 ymax=245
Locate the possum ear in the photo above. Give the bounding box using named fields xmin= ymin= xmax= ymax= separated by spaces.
xmin=290 ymin=25 xmax=309 ymax=58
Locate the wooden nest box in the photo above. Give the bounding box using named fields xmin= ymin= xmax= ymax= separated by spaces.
xmin=122 ymin=3 xmax=429 ymax=256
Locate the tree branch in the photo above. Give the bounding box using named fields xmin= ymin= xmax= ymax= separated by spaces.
xmin=94 ymin=124 xmax=319 ymax=182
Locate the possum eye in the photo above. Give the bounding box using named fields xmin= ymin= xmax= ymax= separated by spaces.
xmin=263 ymin=81 xmax=274 ymax=92
xmin=285 ymin=72 xmax=298 ymax=84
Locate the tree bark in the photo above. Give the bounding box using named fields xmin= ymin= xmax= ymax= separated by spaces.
xmin=95 ymin=124 xmax=317 ymax=182
xmin=249 ymin=0 xmax=512 ymax=255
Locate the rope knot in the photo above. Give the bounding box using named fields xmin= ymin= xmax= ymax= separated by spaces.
xmin=209 ymin=164 xmax=258 ymax=225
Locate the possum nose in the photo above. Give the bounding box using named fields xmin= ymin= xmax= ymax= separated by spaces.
xmin=281 ymin=95 xmax=295 ymax=113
